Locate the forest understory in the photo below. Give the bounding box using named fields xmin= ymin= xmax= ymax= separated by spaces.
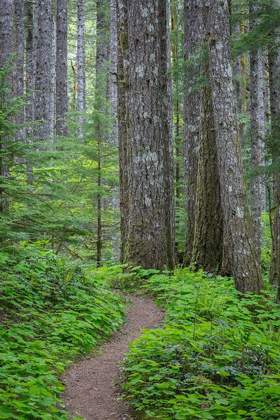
xmin=1 ymin=0 xmax=280 ymax=418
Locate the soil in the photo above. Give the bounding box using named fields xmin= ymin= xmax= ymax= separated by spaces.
xmin=62 ymin=294 xmax=164 ymax=420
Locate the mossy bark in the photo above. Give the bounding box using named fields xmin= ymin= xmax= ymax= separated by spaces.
xmin=183 ymin=0 xmax=203 ymax=266
xmin=192 ymin=66 xmax=223 ymax=272
xmin=204 ymin=0 xmax=263 ymax=294
xmin=268 ymin=0 xmax=280 ymax=294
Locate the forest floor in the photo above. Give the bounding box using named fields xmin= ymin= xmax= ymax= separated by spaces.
xmin=62 ymin=294 xmax=164 ymax=420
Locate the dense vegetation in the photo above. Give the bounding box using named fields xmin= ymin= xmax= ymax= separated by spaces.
xmin=121 ymin=269 xmax=280 ymax=419
xmin=0 ymin=244 xmax=124 ymax=419
xmin=1 ymin=0 xmax=280 ymax=419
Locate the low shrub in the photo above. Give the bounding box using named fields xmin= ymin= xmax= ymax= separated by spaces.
xmin=0 ymin=243 xmax=125 ymax=419
xmin=122 ymin=269 xmax=280 ymax=419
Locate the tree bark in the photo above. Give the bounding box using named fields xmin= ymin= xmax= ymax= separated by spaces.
xmin=14 ymin=0 xmax=24 ymax=101
xmin=49 ymin=0 xmax=56 ymax=142
xmin=249 ymin=2 xmax=264 ymax=262
xmin=95 ymin=0 xmax=110 ymax=266
xmin=116 ymin=0 xmax=129 ymax=263
xmin=183 ymin=0 xmax=203 ymax=266
xmin=192 ymin=61 xmax=223 ymax=272
xmin=268 ymin=0 xmax=280 ymax=293
xmin=124 ymin=0 xmax=174 ymax=270
xmin=56 ymin=0 xmax=68 ymax=136
xmin=0 ymin=0 xmax=14 ymax=213
xmin=204 ymin=0 xmax=263 ymax=294
xmin=34 ymin=0 xmax=52 ymax=143
xmin=110 ymin=0 xmax=118 ymax=143
xmin=77 ymin=0 xmax=85 ymax=138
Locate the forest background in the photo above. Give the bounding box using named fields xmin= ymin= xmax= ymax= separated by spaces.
xmin=1 ymin=0 xmax=280 ymax=419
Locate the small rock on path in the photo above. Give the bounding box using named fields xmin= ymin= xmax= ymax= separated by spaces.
xmin=62 ymin=294 xmax=164 ymax=420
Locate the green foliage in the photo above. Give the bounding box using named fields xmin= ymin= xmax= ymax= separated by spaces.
xmin=122 ymin=269 xmax=280 ymax=419
xmin=0 ymin=243 xmax=125 ymax=419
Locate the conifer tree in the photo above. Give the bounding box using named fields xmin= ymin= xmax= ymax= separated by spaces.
xmin=124 ymin=0 xmax=174 ymax=270
xmin=204 ymin=0 xmax=263 ymax=293
xmin=183 ymin=0 xmax=203 ymax=266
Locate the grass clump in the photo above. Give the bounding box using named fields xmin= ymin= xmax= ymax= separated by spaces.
xmin=0 ymin=242 xmax=125 ymax=419
xmin=122 ymin=269 xmax=280 ymax=419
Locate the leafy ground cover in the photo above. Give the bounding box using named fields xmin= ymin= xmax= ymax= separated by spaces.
xmin=121 ymin=269 xmax=280 ymax=419
xmin=0 ymin=243 xmax=125 ymax=419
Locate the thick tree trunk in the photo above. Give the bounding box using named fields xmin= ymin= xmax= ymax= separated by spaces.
xmin=116 ymin=0 xmax=129 ymax=263
xmin=204 ymin=0 xmax=263 ymax=294
xmin=124 ymin=0 xmax=174 ymax=270
xmin=56 ymin=0 xmax=68 ymax=136
xmin=77 ymin=0 xmax=85 ymax=138
xmin=249 ymin=2 xmax=264 ymax=262
xmin=183 ymin=0 xmax=203 ymax=266
xmin=34 ymin=0 xmax=52 ymax=143
xmin=268 ymin=0 xmax=280 ymax=293
xmin=192 ymin=62 xmax=223 ymax=272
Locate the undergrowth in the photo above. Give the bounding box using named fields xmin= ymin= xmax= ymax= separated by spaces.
xmin=121 ymin=269 xmax=280 ymax=419
xmin=0 ymin=243 xmax=125 ymax=419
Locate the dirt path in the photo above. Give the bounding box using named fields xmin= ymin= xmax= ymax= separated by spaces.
xmin=62 ymin=294 xmax=164 ymax=420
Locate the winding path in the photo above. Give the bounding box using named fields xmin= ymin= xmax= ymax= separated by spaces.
xmin=62 ymin=295 xmax=164 ymax=420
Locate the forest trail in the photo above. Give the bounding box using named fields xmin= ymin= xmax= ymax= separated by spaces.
xmin=62 ymin=294 xmax=164 ymax=420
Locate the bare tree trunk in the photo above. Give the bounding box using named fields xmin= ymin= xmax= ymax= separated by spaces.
xmin=25 ymin=0 xmax=35 ymax=135
xmin=204 ymin=0 xmax=263 ymax=294
xmin=249 ymin=2 xmax=264 ymax=262
xmin=116 ymin=0 xmax=129 ymax=263
xmin=49 ymin=0 xmax=56 ymax=142
xmin=14 ymin=0 xmax=25 ymax=141
xmin=14 ymin=0 xmax=24 ymax=100
xmin=110 ymin=0 xmax=118 ymax=143
xmin=0 ymin=0 xmax=14 ymax=71
xmin=0 ymin=0 xmax=14 ymax=213
xmin=34 ymin=0 xmax=52 ymax=143
xmin=183 ymin=0 xmax=203 ymax=266
xmin=77 ymin=0 xmax=85 ymax=138
xmin=170 ymin=1 xmax=182 ymax=258
xmin=124 ymin=0 xmax=174 ymax=270
xmin=192 ymin=59 xmax=223 ymax=272
xmin=268 ymin=0 xmax=280 ymax=293
xmin=56 ymin=0 xmax=68 ymax=136
xmin=95 ymin=0 xmax=110 ymax=266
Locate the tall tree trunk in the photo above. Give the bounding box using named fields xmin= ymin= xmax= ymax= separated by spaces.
xmin=124 ymin=0 xmax=174 ymax=270
xmin=77 ymin=0 xmax=85 ymax=138
xmin=0 ymin=0 xmax=14 ymax=71
xmin=192 ymin=60 xmax=223 ymax=272
xmin=56 ymin=0 xmax=68 ymax=136
xmin=0 ymin=0 xmax=14 ymax=213
xmin=183 ymin=0 xmax=203 ymax=266
xmin=170 ymin=1 xmax=182 ymax=257
xmin=95 ymin=0 xmax=110 ymax=266
xmin=110 ymin=0 xmax=118 ymax=143
xmin=14 ymin=0 xmax=25 ymax=142
xmin=268 ymin=0 xmax=280 ymax=293
xmin=204 ymin=0 xmax=263 ymax=294
xmin=25 ymin=0 xmax=35 ymax=135
xmin=249 ymin=2 xmax=264 ymax=262
xmin=14 ymin=0 xmax=24 ymax=99
xmin=116 ymin=0 xmax=129 ymax=263
xmin=49 ymin=0 xmax=56 ymax=142
xmin=34 ymin=0 xmax=52 ymax=143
